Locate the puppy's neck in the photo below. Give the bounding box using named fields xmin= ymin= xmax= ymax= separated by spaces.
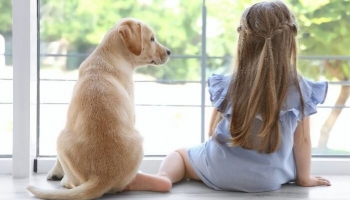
xmin=79 ymin=31 xmax=138 ymax=101
xmin=98 ymin=30 xmax=138 ymax=67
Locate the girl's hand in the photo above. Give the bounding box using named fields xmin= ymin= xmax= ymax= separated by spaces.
xmin=296 ymin=176 xmax=331 ymax=187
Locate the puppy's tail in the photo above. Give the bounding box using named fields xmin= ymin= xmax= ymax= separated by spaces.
xmin=27 ymin=178 xmax=111 ymax=200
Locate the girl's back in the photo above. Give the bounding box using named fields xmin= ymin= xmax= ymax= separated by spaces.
xmin=188 ymin=74 xmax=327 ymax=192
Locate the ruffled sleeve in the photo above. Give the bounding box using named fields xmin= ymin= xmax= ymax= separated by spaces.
xmin=282 ymin=76 xmax=328 ymax=121
xmin=302 ymin=78 xmax=328 ymax=117
xmin=208 ymin=74 xmax=231 ymax=110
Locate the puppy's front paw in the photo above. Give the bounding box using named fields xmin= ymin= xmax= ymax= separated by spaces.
xmin=46 ymin=168 xmax=64 ymax=180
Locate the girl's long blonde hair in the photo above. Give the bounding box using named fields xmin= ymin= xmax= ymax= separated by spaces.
xmin=221 ymin=0 xmax=304 ymax=153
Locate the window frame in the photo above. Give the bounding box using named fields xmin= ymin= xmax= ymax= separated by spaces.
xmin=0 ymin=0 xmax=38 ymax=177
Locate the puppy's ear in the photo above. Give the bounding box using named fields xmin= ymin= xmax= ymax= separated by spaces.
xmin=118 ymin=21 xmax=143 ymax=56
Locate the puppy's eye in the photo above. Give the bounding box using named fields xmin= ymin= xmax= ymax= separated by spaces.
xmin=150 ymin=36 xmax=155 ymax=42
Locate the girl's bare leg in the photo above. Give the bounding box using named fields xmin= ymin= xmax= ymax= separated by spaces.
xmin=125 ymin=148 xmax=200 ymax=192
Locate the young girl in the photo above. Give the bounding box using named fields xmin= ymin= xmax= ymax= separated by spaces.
xmin=126 ymin=0 xmax=331 ymax=192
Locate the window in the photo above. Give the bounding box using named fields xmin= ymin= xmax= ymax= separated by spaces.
xmin=37 ymin=0 xmax=350 ymax=158
xmin=0 ymin=0 xmax=13 ymax=157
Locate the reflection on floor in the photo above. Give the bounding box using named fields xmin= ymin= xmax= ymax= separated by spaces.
xmin=0 ymin=174 xmax=349 ymax=200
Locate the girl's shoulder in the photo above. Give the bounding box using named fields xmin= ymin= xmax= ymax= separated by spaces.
xmin=207 ymin=74 xmax=232 ymax=109
xmin=207 ymin=73 xmax=328 ymax=120
xmin=283 ymin=75 xmax=328 ymax=120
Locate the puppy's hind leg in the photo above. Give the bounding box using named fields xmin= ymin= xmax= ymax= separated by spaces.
xmin=46 ymin=158 xmax=64 ymax=180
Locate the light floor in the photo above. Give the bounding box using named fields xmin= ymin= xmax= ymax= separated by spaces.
xmin=0 ymin=174 xmax=349 ymax=200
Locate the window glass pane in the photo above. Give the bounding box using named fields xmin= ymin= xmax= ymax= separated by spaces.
xmin=136 ymin=106 xmax=201 ymax=155
xmin=300 ymin=59 xmax=350 ymax=155
xmin=206 ymin=0 xmax=350 ymax=155
xmin=39 ymin=0 xmax=202 ymax=80
xmin=282 ymin=2 xmax=350 ymax=155
xmin=39 ymin=104 xmax=68 ymax=156
xmin=39 ymin=0 xmax=203 ymax=156
xmin=311 ymin=107 xmax=350 ymax=155
xmin=136 ymin=57 xmax=202 ymax=82
xmin=0 ymin=1 xmax=12 ymax=156
xmin=135 ymin=82 xmax=202 ymax=106
xmin=40 ymin=80 xmax=75 ymax=104
xmin=0 ymin=104 xmax=12 ymax=155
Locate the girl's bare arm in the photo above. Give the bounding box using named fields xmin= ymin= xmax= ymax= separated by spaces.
xmin=208 ymin=108 xmax=221 ymax=137
xmin=293 ymin=117 xmax=331 ymax=187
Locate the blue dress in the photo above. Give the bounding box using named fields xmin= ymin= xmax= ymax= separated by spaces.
xmin=188 ymin=74 xmax=328 ymax=192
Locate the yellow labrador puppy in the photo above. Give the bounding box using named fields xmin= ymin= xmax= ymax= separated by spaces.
xmin=27 ymin=17 xmax=170 ymax=199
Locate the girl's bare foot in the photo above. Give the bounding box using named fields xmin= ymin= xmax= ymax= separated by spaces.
xmin=124 ymin=172 xmax=172 ymax=192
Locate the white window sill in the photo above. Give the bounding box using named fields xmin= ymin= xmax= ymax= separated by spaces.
xmin=1 ymin=157 xmax=349 ymax=175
